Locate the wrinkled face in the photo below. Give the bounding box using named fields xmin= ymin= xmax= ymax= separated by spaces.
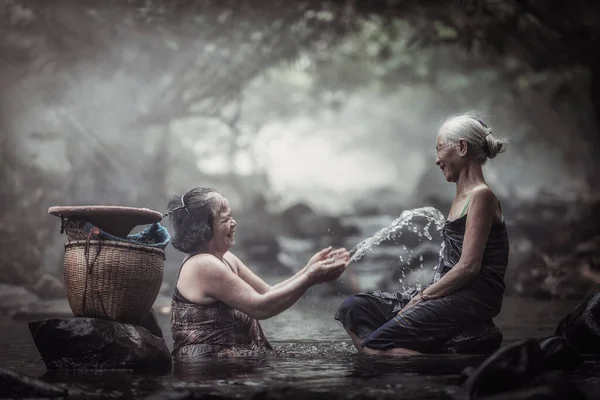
xmin=435 ymin=134 xmax=462 ymax=182
xmin=210 ymin=197 xmax=236 ymax=252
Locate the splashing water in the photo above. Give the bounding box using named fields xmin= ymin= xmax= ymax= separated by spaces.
xmin=348 ymin=206 xmax=445 ymax=264
xmin=347 ymin=207 xmax=446 ymax=293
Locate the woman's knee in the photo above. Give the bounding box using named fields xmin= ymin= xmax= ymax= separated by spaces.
xmin=336 ymin=295 xmax=371 ymax=317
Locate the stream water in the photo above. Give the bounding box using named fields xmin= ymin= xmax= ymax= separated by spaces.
xmin=2 ymin=294 xmax=599 ymax=399
xmin=2 ymin=208 xmax=600 ymax=398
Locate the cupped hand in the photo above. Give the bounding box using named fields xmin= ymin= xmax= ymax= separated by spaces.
xmin=307 ymin=248 xmax=350 ymax=284
xmin=306 ymin=246 xmax=334 ymax=268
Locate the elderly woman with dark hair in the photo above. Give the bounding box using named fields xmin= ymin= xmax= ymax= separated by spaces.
xmin=165 ymin=187 xmax=350 ymax=357
xmin=336 ymin=112 xmax=510 ymax=355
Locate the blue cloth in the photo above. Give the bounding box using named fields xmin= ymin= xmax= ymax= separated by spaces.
xmin=80 ymin=222 xmax=171 ymax=249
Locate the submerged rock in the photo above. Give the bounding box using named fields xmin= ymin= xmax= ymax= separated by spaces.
xmin=456 ymin=338 xmax=584 ymax=400
xmin=555 ymin=290 xmax=600 ymax=354
xmin=468 ymin=372 xmax=587 ymax=400
xmin=538 ymin=336 xmax=582 ymax=370
xmin=29 ymin=317 xmax=171 ymax=372
xmin=0 ymin=367 xmax=67 ymax=398
xmin=456 ymin=340 xmax=547 ymax=399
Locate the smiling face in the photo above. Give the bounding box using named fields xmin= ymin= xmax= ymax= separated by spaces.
xmin=435 ymin=134 xmax=463 ymax=183
xmin=209 ymin=196 xmax=237 ymax=253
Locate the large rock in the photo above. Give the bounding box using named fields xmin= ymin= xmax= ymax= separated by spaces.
xmin=555 ymin=289 xmax=600 ymax=354
xmin=29 ymin=317 xmax=170 ymax=372
xmin=279 ymin=203 xmax=359 ymax=239
xmin=0 ymin=367 xmax=67 ymax=399
xmin=456 ymin=338 xmax=583 ymax=400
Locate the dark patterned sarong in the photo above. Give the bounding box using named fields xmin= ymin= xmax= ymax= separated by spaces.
xmin=171 ymin=296 xmax=272 ymax=357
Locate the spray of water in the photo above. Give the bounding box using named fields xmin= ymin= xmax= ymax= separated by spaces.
xmin=348 ymin=206 xmax=445 ymax=263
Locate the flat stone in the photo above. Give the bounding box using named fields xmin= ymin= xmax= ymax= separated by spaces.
xmin=29 ymin=317 xmax=171 ymax=372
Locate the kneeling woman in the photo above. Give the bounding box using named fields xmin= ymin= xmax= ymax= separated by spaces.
xmin=166 ymin=187 xmax=350 ymax=357
xmin=336 ymin=112 xmax=510 ymax=355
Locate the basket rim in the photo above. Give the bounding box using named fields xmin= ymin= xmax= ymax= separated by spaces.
xmin=65 ymin=239 xmax=166 ymax=255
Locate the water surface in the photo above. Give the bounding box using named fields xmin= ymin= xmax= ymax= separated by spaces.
xmin=3 ymin=294 xmax=598 ymax=399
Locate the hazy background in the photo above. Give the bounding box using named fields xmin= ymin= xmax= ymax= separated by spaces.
xmin=1 ymin=0 xmax=600 ymax=312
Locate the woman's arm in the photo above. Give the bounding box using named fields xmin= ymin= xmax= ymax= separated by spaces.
xmin=196 ymin=253 xmax=347 ymax=320
xmin=421 ymin=187 xmax=497 ymax=299
xmin=229 ymin=247 xmax=341 ymax=294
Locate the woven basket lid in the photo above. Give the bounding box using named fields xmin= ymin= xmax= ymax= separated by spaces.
xmin=48 ymin=205 xmax=163 ymax=238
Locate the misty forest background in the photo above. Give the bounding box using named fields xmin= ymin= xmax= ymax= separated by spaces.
xmin=1 ymin=0 xmax=600 ymax=309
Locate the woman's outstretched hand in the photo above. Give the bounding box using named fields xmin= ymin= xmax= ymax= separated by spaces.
xmin=306 ymin=246 xmax=350 ymax=284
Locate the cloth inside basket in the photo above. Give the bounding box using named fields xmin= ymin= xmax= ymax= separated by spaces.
xmin=80 ymin=222 xmax=171 ymax=249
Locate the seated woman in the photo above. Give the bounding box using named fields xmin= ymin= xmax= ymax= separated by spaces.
xmin=336 ymin=112 xmax=509 ymax=355
xmin=165 ymin=187 xmax=350 ymax=357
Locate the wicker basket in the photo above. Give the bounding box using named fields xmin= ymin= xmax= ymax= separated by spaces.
xmin=63 ymin=239 xmax=165 ymax=324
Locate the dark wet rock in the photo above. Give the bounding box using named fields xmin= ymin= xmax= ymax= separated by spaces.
xmin=509 ymin=197 xmax=600 ymax=299
xmin=457 ymin=340 xmax=546 ymax=399
xmin=233 ymin=212 xmax=282 ymax=265
xmin=243 ymin=235 xmax=281 ymax=263
xmin=555 ymin=290 xmax=600 ymax=355
xmin=29 ymin=317 xmax=170 ymax=372
xmin=0 ymin=367 xmax=67 ymax=398
xmin=456 ymin=338 xmax=586 ymax=400
xmin=0 ymin=283 xmax=40 ymax=315
xmin=139 ymin=310 xmax=164 ymax=339
xmin=511 ymin=250 xmax=594 ymax=300
xmin=30 ymin=273 xmax=66 ymax=300
xmin=471 ymin=372 xmax=587 ymax=400
xmin=12 ymin=299 xmax=73 ymax=320
xmin=442 ymin=321 xmax=503 ymax=355
xmin=538 ymin=336 xmax=582 ymax=370
xmin=279 ymin=203 xmax=359 ymax=239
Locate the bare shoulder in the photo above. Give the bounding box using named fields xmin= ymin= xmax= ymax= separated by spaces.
xmin=223 ymin=251 xmax=241 ymax=273
xmin=224 ymin=251 xmax=242 ymax=263
xmin=470 ymin=185 xmax=497 ymax=204
xmin=186 ymin=253 xmax=232 ymax=276
xmin=468 ymin=185 xmax=500 ymax=222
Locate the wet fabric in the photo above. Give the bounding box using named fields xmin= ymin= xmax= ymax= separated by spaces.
xmin=170 ymin=255 xmax=272 ymax=357
xmin=336 ymin=214 xmax=509 ymax=353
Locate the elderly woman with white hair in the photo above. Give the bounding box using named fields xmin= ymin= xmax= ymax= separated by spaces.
xmin=335 ymin=112 xmax=510 ymax=355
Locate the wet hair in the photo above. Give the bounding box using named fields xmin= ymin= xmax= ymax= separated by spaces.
xmin=439 ymin=111 xmax=508 ymax=165
xmin=164 ymin=187 xmax=227 ymax=253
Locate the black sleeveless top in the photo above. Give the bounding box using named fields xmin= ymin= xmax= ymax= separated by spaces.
xmin=435 ymin=215 xmax=510 ymax=307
